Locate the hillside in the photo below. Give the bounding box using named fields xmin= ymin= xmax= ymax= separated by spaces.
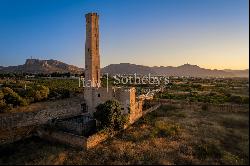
xmin=102 ymin=63 xmax=157 ymax=75
xmin=0 ymin=60 xmax=248 ymax=77
xmin=102 ymin=63 xmax=249 ymax=77
xmin=0 ymin=59 xmax=84 ymax=74
xmin=223 ymin=69 xmax=249 ymax=78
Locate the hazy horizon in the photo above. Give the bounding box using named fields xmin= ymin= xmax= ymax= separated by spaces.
xmin=0 ymin=58 xmax=249 ymax=71
xmin=0 ymin=0 xmax=249 ymax=70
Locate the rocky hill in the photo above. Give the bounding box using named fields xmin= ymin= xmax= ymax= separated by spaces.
xmin=0 ymin=59 xmax=84 ymax=74
xmin=102 ymin=63 xmax=249 ymax=77
xmin=1 ymin=60 xmax=248 ymax=77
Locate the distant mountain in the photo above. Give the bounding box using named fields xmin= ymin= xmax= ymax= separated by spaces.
xmin=1 ymin=60 xmax=248 ymax=77
xmin=102 ymin=63 xmax=157 ymax=75
xmin=151 ymin=64 xmax=233 ymax=77
xmin=223 ymin=69 xmax=249 ymax=78
xmin=0 ymin=59 xmax=84 ymax=74
xmin=101 ymin=63 xmax=249 ymax=78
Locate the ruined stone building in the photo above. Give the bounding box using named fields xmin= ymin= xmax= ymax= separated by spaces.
xmin=83 ymin=13 xmax=144 ymax=123
xmin=0 ymin=12 xmax=153 ymax=149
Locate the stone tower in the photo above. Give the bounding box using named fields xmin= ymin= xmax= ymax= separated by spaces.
xmin=83 ymin=13 xmax=144 ymax=118
xmin=85 ymin=13 xmax=100 ymax=87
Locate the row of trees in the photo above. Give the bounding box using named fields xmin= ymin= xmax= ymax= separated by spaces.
xmin=156 ymin=91 xmax=249 ymax=104
xmin=0 ymin=85 xmax=49 ymax=113
xmin=0 ymin=72 xmax=84 ymax=78
xmin=0 ymin=84 xmax=71 ymax=113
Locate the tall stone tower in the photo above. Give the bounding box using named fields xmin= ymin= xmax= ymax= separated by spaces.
xmin=83 ymin=13 xmax=141 ymax=118
xmin=85 ymin=13 xmax=100 ymax=87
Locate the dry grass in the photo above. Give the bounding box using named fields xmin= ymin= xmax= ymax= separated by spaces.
xmin=1 ymin=94 xmax=83 ymax=114
xmin=0 ymin=104 xmax=249 ymax=165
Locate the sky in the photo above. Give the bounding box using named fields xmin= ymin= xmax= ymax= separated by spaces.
xmin=0 ymin=0 xmax=249 ymax=70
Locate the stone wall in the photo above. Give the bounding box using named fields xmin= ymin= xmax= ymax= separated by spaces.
xmin=142 ymin=104 xmax=161 ymax=116
xmin=84 ymin=87 xmax=137 ymax=116
xmin=36 ymin=103 xmax=161 ymax=149
xmin=86 ymin=131 xmax=109 ymax=149
xmin=37 ymin=127 xmax=110 ymax=150
xmin=129 ymin=100 xmax=143 ymax=124
xmin=37 ymin=128 xmax=87 ymax=149
xmin=0 ymin=105 xmax=81 ymax=130
xmin=55 ymin=116 xmax=96 ymax=136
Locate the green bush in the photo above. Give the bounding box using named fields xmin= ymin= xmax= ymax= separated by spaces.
xmin=24 ymin=85 xmax=49 ymax=102
xmin=22 ymin=87 xmax=35 ymax=103
xmin=94 ymin=100 xmax=128 ymax=131
xmin=34 ymin=85 xmax=49 ymax=101
xmin=2 ymin=87 xmax=28 ymax=107
xmin=151 ymin=120 xmax=181 ymax=138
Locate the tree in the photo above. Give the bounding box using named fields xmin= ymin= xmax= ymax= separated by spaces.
xmin=94 ymin=100 xmax=128 ymax=131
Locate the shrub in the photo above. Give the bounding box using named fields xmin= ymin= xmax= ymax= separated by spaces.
xmin=0 ymin=99 xmax=11 ymax=113
xmin=0 ymin=90 xmax=4 ymax=100
xmin=2 ymin=87 xmax=28 ymax=107
xmin=0 ymin=99 xmax=5 ymax=112
xmin=34 ymin=85 xmax=49 ymax=101
xmin=194 ymin=141 xmax=223 ymax=160
xmin=94 ymin=100 xmax=129 ymax=131
xmin=151 ymin=120 xmax=181 ymax=138
xmin=49 ymin=88 xmax=70 ymax=99
xmin=222 ymin=151 xmax=244 ymax=165
xmin=60 ymin=89 xmax=70 ymax=98
xmin=242 ymin=96 xmax=249 ymax=104
xmin=24 ymin=85 xmax=49 ymax=102
xmin=139 ymin=113 xmax=155 ymax=125
xmin=228 ymin=95 xmax=243 ymax=104
xmin=115 ymin=113 xmax=129 ymax=130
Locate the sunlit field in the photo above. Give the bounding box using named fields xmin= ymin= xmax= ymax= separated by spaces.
xmin=0 ymin=104 xmax=248 ymax=165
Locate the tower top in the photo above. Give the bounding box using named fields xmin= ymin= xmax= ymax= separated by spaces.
xmin=85 ymin=12 xmax=99 ymax=17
